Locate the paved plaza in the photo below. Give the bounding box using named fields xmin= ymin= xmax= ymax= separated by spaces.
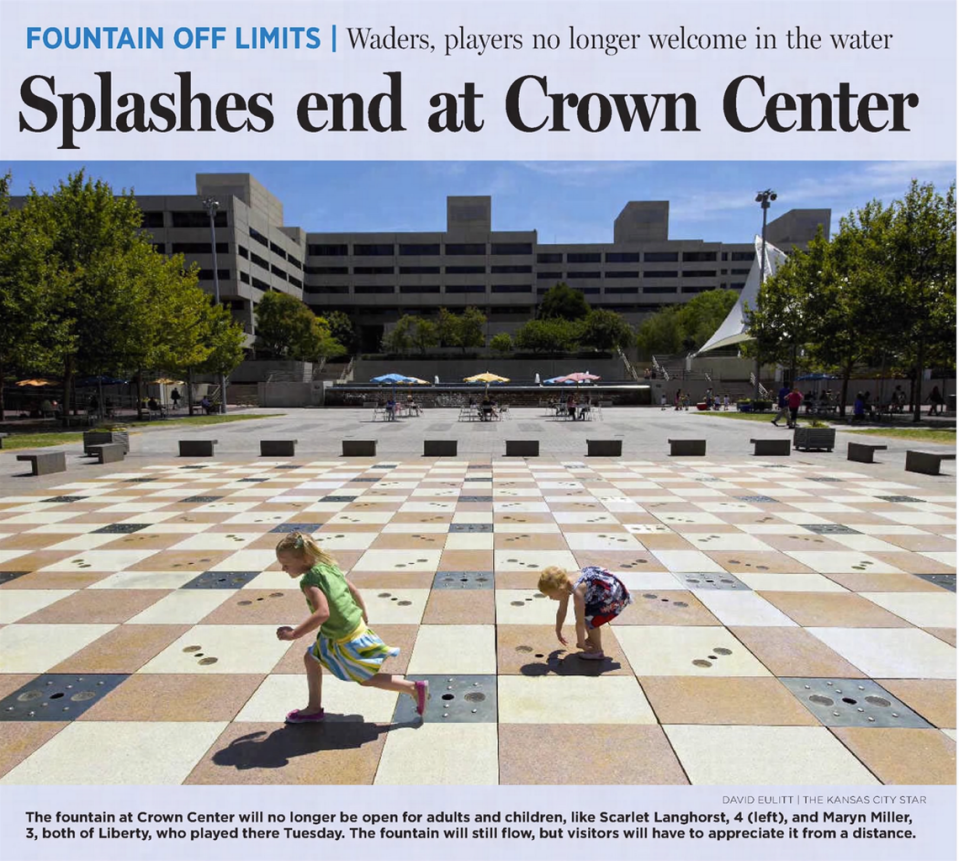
xmin=0 ymin=408 xmax=955 ymax=785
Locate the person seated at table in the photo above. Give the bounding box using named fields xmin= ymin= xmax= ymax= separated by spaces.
xmin=39 ymin=398 xmax=55 ymax=418
xmin=578 ymin=396 xmax=592 ymax=420
xmin=481 ymin=395 xmax=494 ymax=421
xmin=406 ymin=394 xmax=420 ymax=416
xmin=148 ymin=397 xmax=161 ymax=413
xmin=566 ymin=394 xmax=577 ymax=419
xmin=105 ymin=397 xmax=116 ymax=418
xmin=385 ymin=397 xmax=396 ymax=421
xmin=200 ymin=395 xmax=213 ymax=414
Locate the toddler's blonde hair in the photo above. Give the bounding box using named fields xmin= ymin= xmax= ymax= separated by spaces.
xmin=538 ymin=566 xmax=569 ymax=594
xmin=275 ymin=531 xmax=336 ymax=569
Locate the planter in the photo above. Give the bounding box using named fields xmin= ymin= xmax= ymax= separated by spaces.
xmin=793 ymin=427 xmax=836 ymax=452
xmin=84 ymin=429 xmax=130 ymax=455
xmin=696 ymin=403 xmax=708 ymax=411
xmin=737 ymin=403 xmax=753 ymax=413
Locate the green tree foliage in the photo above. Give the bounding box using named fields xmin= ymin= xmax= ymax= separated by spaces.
xmin=411 ymin=318 xmax=439 ymax=353
xmin=489 ymin=333 xmax=514 ymax=354
xmin=437 ymin=307 xmax=463 ymax=349
xmin=636 ymin=289 xmax=737 ymax=357
xmin=538 ymin=283 xmax=590 ymax=321
xmin=254 ymin=292 xmax=343 ymax=361
xmin=458 ymin=306 xmax=487 ymax=350
xmin=0 ymin=174 xmax=70 ymax=418
xmin=745 ymin=181 xmax=955 ymax=419
xmin=324 ymin=310 xmax=356 ymax=353
xmin=381 ymin=315 xmax=415 ymax=354
xmin=577 ymin=309 xmax=634 ymax=352
xmin=514 ymin=318 xmax=579 ymax=353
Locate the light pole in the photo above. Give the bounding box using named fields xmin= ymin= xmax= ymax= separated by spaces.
xmin=202 ymin=197 xmax=227 ymax=414
xmin=754 ymin=189 xmax=777 ymax=399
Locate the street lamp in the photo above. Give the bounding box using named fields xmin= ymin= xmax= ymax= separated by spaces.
xmin=202 ymin=197 xmax=227 ymax=414
xmin=754 ymin=189 xmax=777 ymax=398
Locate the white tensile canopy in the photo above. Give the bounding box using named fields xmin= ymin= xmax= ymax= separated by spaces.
xmin=696 ymin=235 xmax=789 ymax=355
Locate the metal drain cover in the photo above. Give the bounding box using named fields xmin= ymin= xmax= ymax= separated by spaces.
xmin=238 ymin=478 xmax=268 ymax=483
xmin=181 ymin=571 xmax=261 ymax=589
xmin=431 ymin=571 xmax=494 ymax=590
xmin=92 ymin=523 xmax=150 ymax=534
xmin=0 ymin=674 xmax=128 ymax=722
xmin=674 ymin=572 xmax=750 ymax=590
xmin=271 ymin=465 xmax=301 ymax=470
xmin=464 ymin=477 xmax=492 ymax=482
xmin=449 ymin=523 xmax=493 ymax=533
xmin=459 ymin=496 xmax=493 ymax=503
xmin=270 ymin=523 xmax=323 ymax=533
xmin=181 ymin=496 xmax=223 ymax=503
xmin=875 ymin=496 xmax=925 ymax=503
xmin=0 ymin=572 xmax=31 ymax=585
xmin=124 ymin=477 xmax=156 ymax=483
xmin=781 ymin=678 xmax=932 ymax=728
xmin=808 ymin=477 xmax=842 ymax=482
xmin=320 ymin=496 xmax=357 ymax=503
xmin=393 ymin=675 xmax=497 ymax=724
xmin=349 ymin=478 xmax=380 ymax=482
xmin=41 ymin=496 xmax=88 ymax=503
xmin=913 ymin=573 xmax=956 ymax=592
xmin=800 ymin=524 xmax=861 ymax=535
xmin=737 ymin=496 xmax=779 ymax=503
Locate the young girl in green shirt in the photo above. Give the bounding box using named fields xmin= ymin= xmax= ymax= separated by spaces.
xmin=275 ymin=532 xmax=428 ymax=724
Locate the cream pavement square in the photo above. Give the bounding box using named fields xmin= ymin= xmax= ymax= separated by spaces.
xmin=614 ymin=627 xmax=772 ymax=677
xmin=0 ymin=722 xmax=227 ymax=785
xmin=807 ymin=627 xmax=957 ymax=679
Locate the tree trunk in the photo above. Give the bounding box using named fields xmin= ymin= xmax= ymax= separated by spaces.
xmin=839 ymin=366 xmax=851 ymax=419
xmin=912 ymin=344 xmax=925 ymax=423
xmin=0 ymin=358 xmax=5 ymax=422
xmin=62 ymin=358 xmax=74 ymax=427
xmin=187 ymin=368 xmax=194 ymax=415
xmin=135 ymin=370 xmax=143 ymax=421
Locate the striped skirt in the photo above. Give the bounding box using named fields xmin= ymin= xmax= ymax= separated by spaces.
xmin=308 ymin=623 xmax=399 ymax=683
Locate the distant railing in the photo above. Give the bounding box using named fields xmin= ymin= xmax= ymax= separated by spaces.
xmin=617 ymin=348 xmax=641 ymax=382
xmin=749 ymin=372 xmax=770 ymax=399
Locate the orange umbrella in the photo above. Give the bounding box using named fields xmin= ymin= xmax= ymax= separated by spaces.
xmin=16 ymin=378 xmax=58 ymax=387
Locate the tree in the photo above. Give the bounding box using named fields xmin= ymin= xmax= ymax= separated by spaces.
xmin=884 ymin=181 xmax=956 ymax=422
xmin=254 ymin=292 xmax=343 ymax=361
xmin=489 ymin=333 xmax=514 ymax=354
xmin=458 ymin=307 xmax=487 ymax=351
xmin=324 ymin=310 xmax=356 ymax=354
xmin=411 ymin=318 xmax=439 ymax=353
xmin=0 ymin=173 xmax=70 ymax=419
xmin=437 ymin=307 xmax=463 ymax=349
xmin=514 ymin=318 xmax=578 ymax=353
xmin=14 ymin=171 xmax=191 ymax=423
xmin=578 ymin=309 xmax=633 ymax=352
xmin=538 ymin=283 xmax=590 ymax=321
xmin=635 ymin=289 xmax=736 ymax=358
xmin=381 ymin=315 xmax=415 ymax=354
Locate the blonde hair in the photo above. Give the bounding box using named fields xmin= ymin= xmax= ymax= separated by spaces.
xmin=538 ymin=566 xmax=570 ymax=594
xmin=275 ymin=531 xmax=336 ymax=568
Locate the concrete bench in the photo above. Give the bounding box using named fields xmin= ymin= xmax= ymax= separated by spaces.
xmin=905 ymin=450 xmax=957 ymax=476
xmin=87 ymin=443 xmax=126 ymax=464
xmin=668 ymin=439 xmax=706 ymax=456
xmin=17 ymin=451 xmax=66 ymax=476
xmin=505 ymin=440 xmax=539 ymax=457
xmin=343 ymin=440 xmax=376 ymax=457
xmin=260 ymin=439 xmax=297 ymax=457
xmin=424 ymin=440 xmax=457 ymax=457
xmin=179 ymin=439 xmax=218 ymax=457
xmin=847 ymin=441 xmax=888 ymax=464
xmin=587 ymin=439 xmax=622 ymax=457
xmin=750 ymin=438 xmax=791 ymax=456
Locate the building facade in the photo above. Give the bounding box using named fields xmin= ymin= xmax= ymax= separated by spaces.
xmin=21 ymin=173 xmax=830 ymax=353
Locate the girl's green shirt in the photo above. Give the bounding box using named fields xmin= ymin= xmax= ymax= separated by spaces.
xmin=299 ymin=562 xmax=362 ymax=640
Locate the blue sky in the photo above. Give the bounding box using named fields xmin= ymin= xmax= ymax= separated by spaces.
xmin=3 ymin=161 xmax=954 ymax=244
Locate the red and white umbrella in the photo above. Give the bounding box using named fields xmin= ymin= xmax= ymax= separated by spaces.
xmin=555 ymin=372 xmax=601 ymax=384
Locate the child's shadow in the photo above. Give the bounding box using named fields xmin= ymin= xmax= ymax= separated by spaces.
xmin=212 ymin=714 xmax=420 ymax=771
xmin=519 ymin=649 xmax=622 ymax=677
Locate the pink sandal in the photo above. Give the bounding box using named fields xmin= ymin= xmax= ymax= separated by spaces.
xmin=577 ymin=651 xmax=606 ymax=661
xmin=285 ymin=708 xmax=325 ymax=724
xmin=414 ymin=680 xmax=429 ymax=716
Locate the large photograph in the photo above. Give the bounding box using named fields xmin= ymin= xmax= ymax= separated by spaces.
xmin=0 ymin=160 xmax=955 ymax=789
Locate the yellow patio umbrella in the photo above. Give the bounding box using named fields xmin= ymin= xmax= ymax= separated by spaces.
xmin=16 ymin=378 xmax=58 ymax=387
xmin=147 ymin=378 xmax=184 ymax=385
xmin=463 ymin=372 xmax=510 ymax=384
